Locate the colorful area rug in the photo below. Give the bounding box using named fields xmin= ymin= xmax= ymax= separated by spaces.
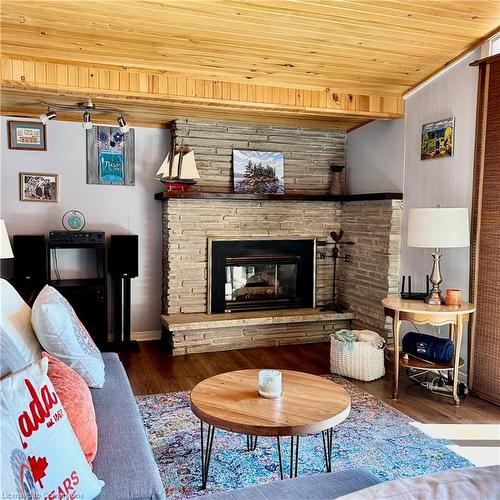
xmin=136 ymin=375 xmax=472 ymax=498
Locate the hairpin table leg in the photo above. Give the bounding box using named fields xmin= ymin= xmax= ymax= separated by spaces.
xmin=200 ymin=421 xmax=215 ymax=490
xmin=276 ymin=436 xmax=299 ymax=479
xmin=289 ymin=435 xmax=300 ymax=478
xmin=277 ymin=436 xmax=284 ymax=480
xmin=246 ymin=434 xmax=258 ymax=451
xmin=322 ymin=428 xmax=333 ymax=472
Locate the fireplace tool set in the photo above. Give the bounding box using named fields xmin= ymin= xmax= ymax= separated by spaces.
xmin=318 ymin=230 xmax=354 ymax=313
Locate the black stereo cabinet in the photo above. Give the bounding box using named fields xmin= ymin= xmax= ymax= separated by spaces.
xmin=47 ymin=234 xmax=108 ymax=348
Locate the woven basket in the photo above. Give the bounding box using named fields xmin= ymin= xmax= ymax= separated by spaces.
xmin=330 ymin=333 xmax=385 ymax=381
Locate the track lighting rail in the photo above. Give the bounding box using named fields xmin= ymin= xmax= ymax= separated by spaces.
xmin=38 ymin=100 xmax=129 ymax=131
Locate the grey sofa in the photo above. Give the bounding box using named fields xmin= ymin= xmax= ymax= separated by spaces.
xmin=91 ymin=353 xmax=165 ymax=500
xmin=206 ymin=469 xmax=382 ymax=499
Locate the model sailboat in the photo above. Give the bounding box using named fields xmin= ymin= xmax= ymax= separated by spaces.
xmin=155 ymin=140 xmax=200 ymax=192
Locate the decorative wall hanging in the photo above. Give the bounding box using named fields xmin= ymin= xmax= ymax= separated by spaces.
xmin=8 ymin=121 xmax=47 ymax=150
xmin=421 ymin=117 xmax=455 ymax=160
xmin=86 ymin=126 xmax=135 ymax=185
xmin=62 ymin=210 xmax=86 ymax=232
xmin=19 ymin=172 xmax=59 ymax=202
xmin=232 ymin=150 xmax=284 ymax=194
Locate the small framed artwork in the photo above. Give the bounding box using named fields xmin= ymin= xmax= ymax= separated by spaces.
xmin=8 ymin=121 xmax=47 ymax=151
xmin=421 ymin=117 xmax=455 ymax=160
xmin=20 ymin=172 xmax=59 ymax=202
xmin=233 ymin=150 xmax=285 ymax=195
xmin=86 ymin=126 xmax=135 ymax=185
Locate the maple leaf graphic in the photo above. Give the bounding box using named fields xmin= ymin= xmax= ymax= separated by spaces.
xmin=28 ymin=455 xmax=48 ymax=488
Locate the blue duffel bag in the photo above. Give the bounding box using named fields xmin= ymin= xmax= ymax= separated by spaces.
xmin=402 ymin=331 xmax=454 ymax=363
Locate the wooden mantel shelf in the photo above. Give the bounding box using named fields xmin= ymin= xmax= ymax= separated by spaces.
xmin=154 ymin=191 xmax=403 ymax=202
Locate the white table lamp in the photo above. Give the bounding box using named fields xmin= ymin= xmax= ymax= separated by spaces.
xmin=0 ymin=220 xmax=14 ymax=259
xmin=407 ymin=207 xmax=469 ymax=305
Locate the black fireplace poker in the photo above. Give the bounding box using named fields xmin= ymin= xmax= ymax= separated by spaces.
xmin=319 ymin=230 xmax=354 ymax=313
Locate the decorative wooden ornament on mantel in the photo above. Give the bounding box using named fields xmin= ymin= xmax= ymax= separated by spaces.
xmin=329 ymin=164 xmax=346 ymax=196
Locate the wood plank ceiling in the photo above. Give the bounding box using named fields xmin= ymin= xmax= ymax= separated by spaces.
xmin=1 ymin=0 xmax=499 ymax=130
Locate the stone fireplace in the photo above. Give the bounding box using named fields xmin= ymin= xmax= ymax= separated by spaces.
xmin=208 ymin=238 xmax=316 ymax=313
xmin=158 ymin=119 xmax=402 ymax=355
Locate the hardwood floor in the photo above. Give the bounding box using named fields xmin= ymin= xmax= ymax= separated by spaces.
xmin=120 ymin=341 xmax=499 ymax=425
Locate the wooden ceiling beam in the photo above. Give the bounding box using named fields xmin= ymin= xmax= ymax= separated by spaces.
xmin=0 ymin=56 xmax=404 ymax=131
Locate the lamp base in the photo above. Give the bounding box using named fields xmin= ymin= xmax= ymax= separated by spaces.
xmin=424 ymin=291 xmax=444 ymax=305
xmin=425 ymin=248 xmax=445 ymax=305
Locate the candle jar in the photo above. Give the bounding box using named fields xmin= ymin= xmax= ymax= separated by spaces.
xmin=445 ymin=289 xmax=461 ymax=307
xmin=258 ymin=369 xmax=282 ymax=399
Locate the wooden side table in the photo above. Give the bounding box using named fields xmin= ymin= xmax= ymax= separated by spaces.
xmin=382 ymin=296 xmax=475 ymax=406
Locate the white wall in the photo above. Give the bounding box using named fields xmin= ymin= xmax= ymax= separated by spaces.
xmin=0 ymin=117 xmax=170 ymax=336
xmin=347 ymin=118 xmax=405 ymax=194
xmin=347 ymin=49 xmax=480 ymax=368
xmin=401 ymin=50 xmax=478 ymax=300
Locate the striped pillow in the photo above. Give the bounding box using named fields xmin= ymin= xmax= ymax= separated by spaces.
xmin=0 ymin=327 xmax=31 ymax=377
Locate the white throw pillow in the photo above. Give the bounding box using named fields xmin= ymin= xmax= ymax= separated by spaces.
xmin=0 ymin=356 xmax=104 ymax=499
xmin=31 ymin=285 xmax=105 ymax=388
xmin=0 ymin=278 xmax=42 ymax=377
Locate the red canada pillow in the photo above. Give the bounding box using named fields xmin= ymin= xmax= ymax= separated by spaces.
xmin=42 ymin=352 xmax=98 ymax=463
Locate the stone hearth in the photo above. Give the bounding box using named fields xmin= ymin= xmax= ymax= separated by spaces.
xmin=162 ymin=308 xmax=353 ymax=355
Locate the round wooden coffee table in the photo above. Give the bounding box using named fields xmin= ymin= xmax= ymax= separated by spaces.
xmin=190 ymin=369 xmax=351 ymax=489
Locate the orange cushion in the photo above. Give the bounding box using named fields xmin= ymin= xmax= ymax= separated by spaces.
xmin=42 ymin=352 xmax=98 ymax=463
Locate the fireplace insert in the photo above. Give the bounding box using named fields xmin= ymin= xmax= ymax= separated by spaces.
xmin=209 ymin=239 xmax=315 ymax=313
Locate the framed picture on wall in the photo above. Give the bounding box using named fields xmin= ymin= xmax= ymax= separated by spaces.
xmin=421 ymin=117 xmax=455 ymax=160
xmin=19 ymin=172 xmax=59 ymax=202
xmin=86 ymin=126 xmax=135 ymax=185
xmin=8 ymin=121 xmax=47 ymax=151
xmin=233 ymin=149 xmax=284 ymax=194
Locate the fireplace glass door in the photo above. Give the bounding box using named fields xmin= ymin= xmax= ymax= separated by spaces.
xmin=209 ymin=239 xmax=315 ymax=313
xmin=225 ymin=256 xmax=300 ymax=311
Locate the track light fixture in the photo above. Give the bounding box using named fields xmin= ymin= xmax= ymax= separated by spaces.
xmin=82 ymin=111 xmax=93 ymax=129
xmin=117 ymin=115 xmax=130 ymax=133
xmin=38 ymin=101 xmax=131 ymax=132
xmin=39 ymin=110 xmax=57 ymax=124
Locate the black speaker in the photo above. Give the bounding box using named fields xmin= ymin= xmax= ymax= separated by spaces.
xmin=109 ymin=235 xmax=138 ymax=278
xmin=13 ymin=235 xmax=47 ymax=284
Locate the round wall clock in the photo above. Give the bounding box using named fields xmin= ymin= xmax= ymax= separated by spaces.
xmin=62 ymin=210 xmax=86 ymax=232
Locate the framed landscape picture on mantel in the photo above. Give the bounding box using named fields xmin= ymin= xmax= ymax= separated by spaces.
xmin=233 ymin=149 xmax=285 ymax=195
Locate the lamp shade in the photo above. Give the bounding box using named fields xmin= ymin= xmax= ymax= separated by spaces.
xmin=408 ymin=208 xmax=469 ymax=248
xmin=0 ymin=219 xmax=14 ymax=259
